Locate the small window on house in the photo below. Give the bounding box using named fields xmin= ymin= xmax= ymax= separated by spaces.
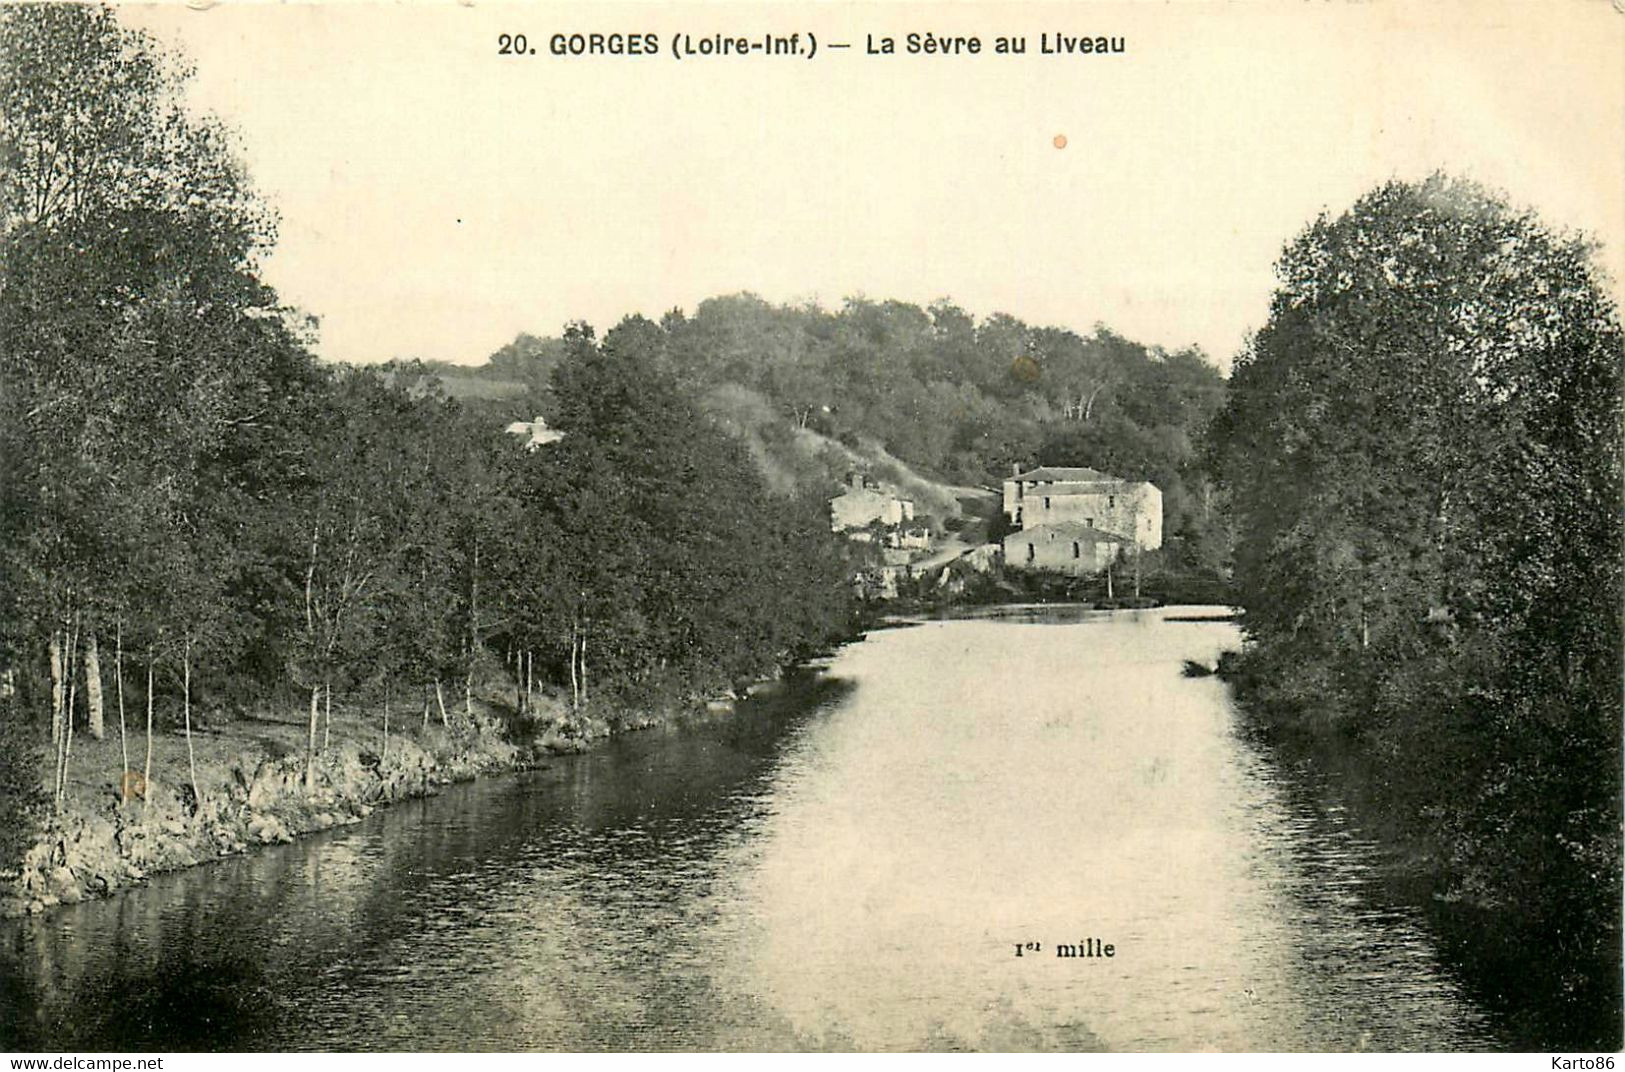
xmin=1085 ymin=517 xmax=1094 ymax=528
xmin=1026 ymin=543 xmax=1035 ymax=563
xmin=1109 ymin=495 xmax=1116 ymax=508
xmin=1072 ymin=541 xmax=1080 ymax=559
xmin=1043 ymin=496 xmax=1051 ymax=509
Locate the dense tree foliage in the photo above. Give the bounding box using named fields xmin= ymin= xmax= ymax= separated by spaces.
xmin=2 ymin=2 xmax=284 ymax=820
xmin=468 ymin=295 xmax=1229 ymax=574
xmin=0 ymin=5 xmax=854 ymax=840
xmin=1211 ymin=176 xmax=1622 ymax=1029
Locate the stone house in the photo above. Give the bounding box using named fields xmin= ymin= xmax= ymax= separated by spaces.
xmin=1001 ymin=465 xmax=1162 ymax=551
xmin=892 ymin=523 xmax=933 ymax=551
xmin=503 ymin=415 xmax=565 ymax=450
xmin=1002 ymin=522 xmax=1129 ymax=576
xmin=829 ymin=472 xmax=915 ymax=532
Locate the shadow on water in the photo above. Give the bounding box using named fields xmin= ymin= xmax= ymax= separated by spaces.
xmin=49 ymin=958 xmax=279 ymax=1051
xmin=927 ymin=602 xmax=1112 ymax=626
xmin=0 ymin=672 xmax=854 ymax=1052
xmin=1427 ymin=900 xmax=1622 ymax=1052
xmin=1237 ymin=722 xmax=1622 ymax=1052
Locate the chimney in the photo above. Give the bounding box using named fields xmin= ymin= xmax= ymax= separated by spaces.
xmin=849 ymin=471 xmax=866 ymax=490
xmin=1010 ymin=462 xmax=1021 ymax=477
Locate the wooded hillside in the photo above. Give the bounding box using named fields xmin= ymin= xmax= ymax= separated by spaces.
xmin=454 ymin=294 xmax=1231 ymax=573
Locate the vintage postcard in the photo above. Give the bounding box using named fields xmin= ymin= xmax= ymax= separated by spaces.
xmin=0 ymin=0 xmax=1620 ymax=1056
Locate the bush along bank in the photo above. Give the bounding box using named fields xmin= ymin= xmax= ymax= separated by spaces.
xmin=0 ymin=675 xmax=774 ymax=919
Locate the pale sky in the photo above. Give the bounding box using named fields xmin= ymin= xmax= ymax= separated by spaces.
xmin=121 ymin=1 xmax=1625 ymax=374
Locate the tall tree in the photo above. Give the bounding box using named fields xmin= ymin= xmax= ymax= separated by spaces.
xmin=1211 ymin=174 xmax=1622 ymax=952
xmin=1 ymin=3 xmax=304 ymax=812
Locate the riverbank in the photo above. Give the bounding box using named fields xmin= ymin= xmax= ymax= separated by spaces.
xmin=0 ymin=676 xmax=757 ymax=919
xmin=7 ymin=607 xmax=1502 ymax=1051
xmin=1217 ymin=648 xmax=1623 ymax=1051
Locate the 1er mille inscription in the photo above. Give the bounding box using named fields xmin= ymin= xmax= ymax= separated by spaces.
xmin=1013 ymin=939 xmax=1116 ymax=958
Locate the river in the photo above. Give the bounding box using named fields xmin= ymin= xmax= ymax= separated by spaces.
xmin=1 ymin=606 xmax=1499 ymax=1051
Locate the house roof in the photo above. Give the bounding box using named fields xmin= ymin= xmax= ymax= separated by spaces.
xmin=832 ymin=482 xmax=909 ymax=502
xmin=1032 ymin=480 xmax=1134 ymax=496
xmin=1012 ymin=466 xmax=1111 ymax=483
xmin=504 ymin=416 xmax=564 ymax=448
xmin=1005 ymin=522 xmax=1130 ymax=545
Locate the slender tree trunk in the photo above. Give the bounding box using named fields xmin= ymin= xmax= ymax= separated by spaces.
xmin=468 ymin=538 xmax=480 ymax=665
xmin=49 ymin=630 xmax=64 ymax=745
xmin=49 ymin=635 xmax=63 ymax=803
xmin=1106 ymin=565 xmax=1114 ymax=601
xmin=183 ymin=638 xmax=199 ymax=810
xmin=56 ymin=623 xmax=76 ymax=808
xmin=56 ymin=621 xmax=79 ymax=811
xmin=1084 ymin=382 xmax=1105 ymax=422
xmin=382 ymin=681 xmax=390 ymax=765
xmin=115 ymin=622 xmax=128 ymax=786
xmin=525 ymin=650 xmax=533 ymax=703
xmin=54 ymin=670 xmax=65 ymax=809
xmin=54 ymin=639 xmax=64 ymax=803
xmin=84 ymin=632 xmax=104 ymax=740
xmin=305 ymin=684 xmax=320 ymax=793
xmin=580 ymin=624 xmax=588 ymax=706
xmin=323 ymin=680 xmax=332 ymax=750
xmin=435 ymin=679 xmax=448 ymax=726
xmin=569 ymin=627 xmax=579 ymax=711
xmin=304 ymin=516 xmax=320 ymax=639
xmin=464 ymin=536 xmax=480 ymax=724
xmin=421 ymin=684 xmax=430 ymax=731
xmin=303 ymin=513 xmax=321 ymax=795
xmin=144 ymin=655 xmax=154 ymax=814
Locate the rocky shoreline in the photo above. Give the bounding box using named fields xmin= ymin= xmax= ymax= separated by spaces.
xmin=1 ymin=687 xmax=723 ymax=919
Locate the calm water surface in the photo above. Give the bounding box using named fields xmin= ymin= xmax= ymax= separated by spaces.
xmin=1 ymin=607 xmax=1497 ymax=1050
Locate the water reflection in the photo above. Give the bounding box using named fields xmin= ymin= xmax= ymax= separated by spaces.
xmin=1 ymin=610 xmax=1495 ymax=1050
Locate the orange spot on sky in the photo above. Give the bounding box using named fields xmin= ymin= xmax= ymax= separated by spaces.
xmin=1053 ymin=134 xmax=1067 ymax=149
